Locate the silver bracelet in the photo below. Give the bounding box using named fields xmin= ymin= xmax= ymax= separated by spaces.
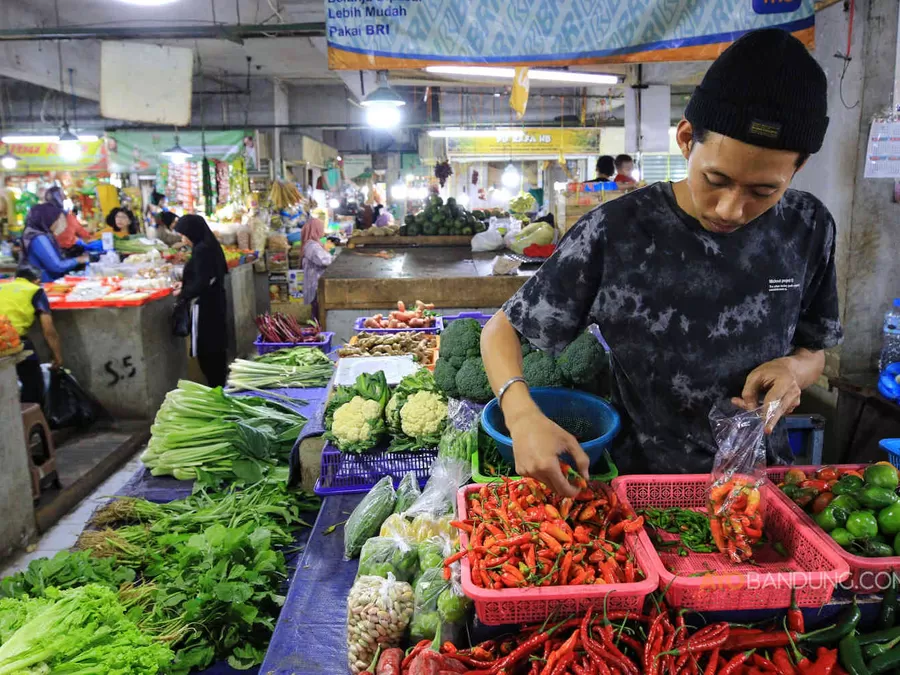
xmin=496 ymin=376 xmax=527 ymax=407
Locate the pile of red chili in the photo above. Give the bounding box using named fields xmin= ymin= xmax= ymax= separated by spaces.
xmin=444 ymin=466 xmax=645 ymax=589
xmin=708 ymin=477 xmax=763 ymax=563
xmin=404 ymin=591 xmax=848 ymax=675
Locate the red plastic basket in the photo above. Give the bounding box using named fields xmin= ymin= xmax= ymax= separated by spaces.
xmin=767 ymin=464 xmax=898 ymax=593
xmin=455 ymin=484 xmax=659 ymax=625
xmin=612 ymin=474 xmax=849 ymax=611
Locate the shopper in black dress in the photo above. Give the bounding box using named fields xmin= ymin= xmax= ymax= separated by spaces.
xmin=173 ymin=215 xmax=228 ymax=387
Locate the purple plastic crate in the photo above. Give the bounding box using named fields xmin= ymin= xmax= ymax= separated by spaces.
xmin=314 ymin=442 xmax=437 ymax=496
xmin=442 ymin=311 xmax=493 ymax=327
xmin=254 ymin=332 xmax=334 ymax=355
xmin=352 ymin=316 xmax=443 ymax=335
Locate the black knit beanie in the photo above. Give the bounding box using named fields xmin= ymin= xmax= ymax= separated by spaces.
xmin=685 ymin=28 xmax=829 ymax=154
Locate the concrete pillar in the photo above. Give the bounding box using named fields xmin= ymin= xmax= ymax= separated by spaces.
xmin=0 ymin=357 xmax=35 ymax=560
xmin=838 ymin=0 xmax=900 ymax=376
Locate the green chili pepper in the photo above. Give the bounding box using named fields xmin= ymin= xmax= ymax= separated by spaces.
xmin=801 ymin=599 xmax=862 ymax=647
xmin=839 ymin=634 xmax=871 ymax=675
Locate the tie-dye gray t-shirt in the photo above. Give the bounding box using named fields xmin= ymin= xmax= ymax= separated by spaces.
xmin=503 ymin=182 xmax=842 ymax=474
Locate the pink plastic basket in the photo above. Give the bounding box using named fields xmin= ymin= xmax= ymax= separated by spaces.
xmin=455 ymin=484 xmax=659 ymax=626
xmin=767 ymin=464 xmax=899 ymax=592
xmin=612 ymin=474 xmax=849 ymax=611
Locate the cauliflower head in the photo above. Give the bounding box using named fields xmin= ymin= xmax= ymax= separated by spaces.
xmin=330 ymin=396 xmax=384 ymax=451
xmin=400 ymin=390 xmax=448 ymax=439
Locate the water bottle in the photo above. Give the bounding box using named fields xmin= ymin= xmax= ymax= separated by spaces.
xmin=879 ymin=299 xmax=900 ymax=371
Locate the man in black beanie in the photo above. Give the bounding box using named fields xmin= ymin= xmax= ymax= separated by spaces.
xmin=479 ymin=28 xmax=842 ymax=492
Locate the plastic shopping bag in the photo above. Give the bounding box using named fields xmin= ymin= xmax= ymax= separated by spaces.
xmin=44 ymin=368 xmax=107 ymax=429
xmin=346 ymin=574 xmax=413 ymax=674
xmin=707 ymin=400 xmax=779 ymax=562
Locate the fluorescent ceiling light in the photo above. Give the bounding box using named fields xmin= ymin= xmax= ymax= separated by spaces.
xmin=427 ymin=128 xmax=525 ymax=139
xmin=366 ymin=106 xmax=401 ymax=129
xmin=426 ymin=66 xmax=618 ymax=85
xmin=117 ymin=0 xmax=181 ymax=5
xmin=2 ymin=134 xmax=99 ymax=143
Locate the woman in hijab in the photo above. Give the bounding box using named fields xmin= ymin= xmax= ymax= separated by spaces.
xmin=301 ymin=216 xmax=333 ymax=320
xmin=22 ymin=203 xmax=89 ymax=281
xmin=174 ymin=215 xmax=228 ymax=387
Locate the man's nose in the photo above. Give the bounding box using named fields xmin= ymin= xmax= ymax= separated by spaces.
xmin=716 ymin=189 xmax=745 ymax=224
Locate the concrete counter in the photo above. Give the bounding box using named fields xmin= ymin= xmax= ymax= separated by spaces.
xmin=318 ymin=247 xmax=535 ymax=343
xmin=0 ymin=352 xmax=35 ymax=561
xmin=27 ymin=263 xmax=258 ymax=420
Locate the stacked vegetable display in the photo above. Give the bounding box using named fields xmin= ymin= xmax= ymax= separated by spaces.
xmin=434 ymin=320 xmax=609 ymax=403
xmin=141 ymin=380 xmax=308 ymax=482
xmin=451 ymin=469 xmax=645 ymax=589
xmin=227 ymin=345 xmax=334 ymax=391
xmin=255 ymin=312 xmax=325 ymax=343
xmin=326 ymin=369 xmax=449 ymax=453
xmin=777 ymin=463 xmax=900 ymax=557
xmin=360 ymin=300 xmax=438 ymax=330
xmin=0 ymin=480 xmax=319 ymax=673
xmin=401 ymin=195 xmax=487 ymax=237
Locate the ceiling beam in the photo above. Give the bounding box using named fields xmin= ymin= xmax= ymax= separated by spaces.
xmin=0 ymin=23 xmax=326 ymax=42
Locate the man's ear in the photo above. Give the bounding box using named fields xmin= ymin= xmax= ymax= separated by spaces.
xmin=675 ymin=119 xmax=693 ymax=160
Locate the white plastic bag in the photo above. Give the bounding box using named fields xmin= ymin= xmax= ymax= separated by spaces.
xmin=346 ymin=574 xmax=414 ymax=674
xmin=404 ymin=457 xmax=472 ymax=519
xmin=471 ymin=229 xmax=503 ymax=252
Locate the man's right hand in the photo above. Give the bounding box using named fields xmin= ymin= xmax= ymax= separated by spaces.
xmin=50 ymin=357 xmax=62 ymax=370
xmin=507 ymin=408 xmax=591 ymax=498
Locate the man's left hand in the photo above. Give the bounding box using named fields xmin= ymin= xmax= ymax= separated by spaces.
xmin=732 ymin=357 xmax=801 ymax=434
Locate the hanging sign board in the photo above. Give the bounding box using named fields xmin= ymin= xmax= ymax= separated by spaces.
xmin=326 ymin=0 xmax=813 ymax=69
xmin=446 ymin=129 xmax=601 ymax=159
xmin=101 ymin=42 xmax=193 ymax=125
xmin=108 ymin=130 xmax=250 ymax=173
xmin=0 ymin=140 xmax=108 ymax=172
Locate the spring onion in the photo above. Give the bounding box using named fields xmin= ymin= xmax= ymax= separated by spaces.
xmin=227 ymin=357 xmax=334 ymax=391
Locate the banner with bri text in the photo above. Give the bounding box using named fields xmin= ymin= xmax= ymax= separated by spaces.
xmin=326 ymin=0 xmax=814 ymax=70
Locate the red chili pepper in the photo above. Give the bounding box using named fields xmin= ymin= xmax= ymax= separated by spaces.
xmin=720 ymin=649 xmax=756 ymax=675
xmin=772 ymin=648 xmax=798 ymax=675
xmin=752 ymin=653 xmax=780 ymax=672
xmin=704 ymin=648 xmax=720 ymax=675
xmin=787 ymin=588 xmax=805 ymax=634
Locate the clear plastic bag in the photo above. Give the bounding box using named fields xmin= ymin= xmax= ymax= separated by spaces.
xmin=417 ymin=534 xmax=453 ymax=571
xmin=393 ymin=472 xmax=421 ymax=515
xmin=346 ymin=573 xmax=414 ymax=674
xmin=707 ymin=400 xmax=779 ymax=562
xmin=409 ymin=560 xmax=470 ymax=644
xmin=404 ymin=457 xmax=472 ymax=520
xmin=344 ymin=476 xmax=397 ymax=560
xmin=356 ymin=535 xmax=419 ymax=583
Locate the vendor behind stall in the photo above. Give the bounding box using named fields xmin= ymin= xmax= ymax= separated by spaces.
xmin=45 ymin=186 xmax=90 ymax=256
xmin=155 ymin=212 xmax=183 ymax=248
xmin=0 ymin=266 xmax=64 ymax=404
xmin=21 ymin=203 xmax=89 ymax=282
xmin=481 ymin=28 xmax=840 ymax=495
xmin=105 ymin=207 xmax=139 ymax=235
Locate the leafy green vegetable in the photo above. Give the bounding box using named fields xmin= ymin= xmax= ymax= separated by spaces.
xmin=438 ymin=425 xmax=478 ymax=462
xmin=227 ymin=352 xmax=334 ymax=391
xmin=0 ymin=551 xmax=136 ymax=601
xmin=141 ymin=380 xmax=307 ymax=483
xmin=0 ymin=584 xmax=173 ymax=675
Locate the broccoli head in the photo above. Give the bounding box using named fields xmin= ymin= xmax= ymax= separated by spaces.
xmin=439 ymin=318 xmax=482 ymax=368
xmin=556 ymin=330 xmax=608 ymax=392
xmin=455 ymin=357 xmax=493 ymax=403
xmin=433 ymin=358 xmax=460 ymax=399
xmin=522 ymin=350 xmax=565 ymax=388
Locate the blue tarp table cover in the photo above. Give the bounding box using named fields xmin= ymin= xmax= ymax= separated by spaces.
xmin=260 ymin=493 xmax=363 ymax=675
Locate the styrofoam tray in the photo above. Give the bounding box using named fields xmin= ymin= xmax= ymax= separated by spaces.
xmin=333 ymin=355 xmax=419 ymax=386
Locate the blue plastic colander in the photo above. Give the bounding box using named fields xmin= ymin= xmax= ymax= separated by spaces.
xmin=481 ymin=387 xmax=621 ymax=466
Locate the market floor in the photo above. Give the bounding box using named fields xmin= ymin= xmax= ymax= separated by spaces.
xmin=0 ymin=455 xmax=144 ymax=577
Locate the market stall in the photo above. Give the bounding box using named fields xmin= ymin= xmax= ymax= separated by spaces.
xmin=317 ymin=247 xmax=533 ymax=343
xmin=4 ymin=309 xmax=900 ymax=675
